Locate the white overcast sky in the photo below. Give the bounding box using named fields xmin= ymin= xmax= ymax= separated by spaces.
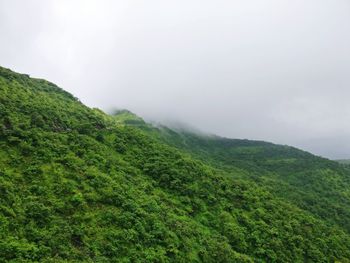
xmin=1 ymin=0 xmax=350 ymax=159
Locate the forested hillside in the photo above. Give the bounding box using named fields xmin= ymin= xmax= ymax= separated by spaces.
xmin=143 ymin=125 xmax=350 ymax=233
xmin=1 ymin=66 xmax=350 ymax=262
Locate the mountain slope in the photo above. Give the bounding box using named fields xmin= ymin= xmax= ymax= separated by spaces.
xmin=1 ymin=66 xmax=350 ymax=262
xmin=139 ymin=126 xmax=350 ymax=233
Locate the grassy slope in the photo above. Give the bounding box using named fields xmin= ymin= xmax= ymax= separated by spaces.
xmin=1 ymin=66 xmax=350 ymax=262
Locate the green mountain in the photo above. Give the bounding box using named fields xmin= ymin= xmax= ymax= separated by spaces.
xmin=146 ymin=127 xmax=350 ymax=232
xmin=1 ymin=66 xmax=350 ymax=262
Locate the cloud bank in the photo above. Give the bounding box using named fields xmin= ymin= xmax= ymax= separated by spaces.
xmin=1 ymin=0 xmax=350 ymax=158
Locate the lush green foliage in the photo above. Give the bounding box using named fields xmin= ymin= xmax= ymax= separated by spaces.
xmin=1 ymin=66 xmax=350 ymax=262
xmin=147 ymin=127 xmax=350 ymax=233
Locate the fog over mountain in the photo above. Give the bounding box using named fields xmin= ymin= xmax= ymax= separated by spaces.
xmin=1 ymin=0 xmax=350 ymax=159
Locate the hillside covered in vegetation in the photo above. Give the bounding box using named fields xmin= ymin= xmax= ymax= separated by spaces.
xmin=1 ymin=66 xmax=350 ymax=262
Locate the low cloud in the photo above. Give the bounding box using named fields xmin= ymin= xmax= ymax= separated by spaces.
xmin=1 ymin=0 xmax=350 ymax=159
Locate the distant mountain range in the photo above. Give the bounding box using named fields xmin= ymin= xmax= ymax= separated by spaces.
xmin=335 ymin=159 xmax=350 ymax=165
